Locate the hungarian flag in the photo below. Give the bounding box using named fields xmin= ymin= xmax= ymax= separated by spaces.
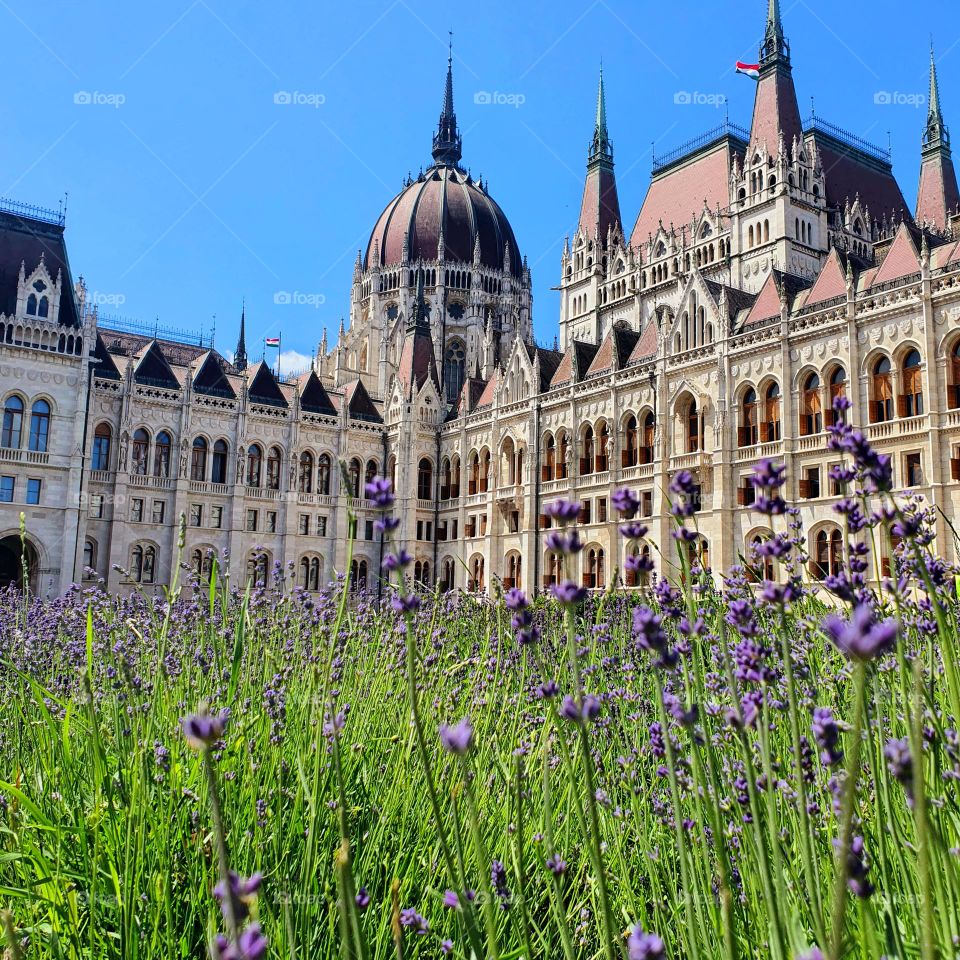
xmin=265 ymin=337 xmax=280 ymax=348
xmin=736 ymin=61 xmax=760 ymax=80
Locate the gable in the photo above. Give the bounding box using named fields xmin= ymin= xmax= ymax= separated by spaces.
xmin=299 ymin=371 xmax=337 ymax=415
xmin=134 ymin=341 xmax=180 ymax=388
xmin=248 ymin=362 xmax=288 ymax=407
xmin=193 ymin=352 xmax=236 ymax=398
xmin=743 ymin=273 xmax=782 ymax=326
xmin=872 ymin=224 xmax=921 ymax=286
xmin=805 ymin=249 xmax=847 ymax=307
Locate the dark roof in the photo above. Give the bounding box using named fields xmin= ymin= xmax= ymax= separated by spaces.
xmin=396 ymin=328 xmax=440 ymax=397
xmin=703 ymin=279 xmax=758 ymax=320
xmin=299 ymin=371 xmax=337 ymax=415
xmin=0 ymin=209 xmax=80 ymax=327
xmin=343 ymin=378 xmax=382 ymax=423
xmin=99 ymin=328 xmax=232 ymax=369
xmin=812 ymin=133 xmax=909 ymax=220
xmin=91 ymin=333 xmax=121 ymax=380
xmin=247 ymin=361 xmax=288 ymax=407
xmin=526 ymin=343 xmax=564 ymax=389
xmin=134 ymin=341 xmax=180 ymax=388
xmin=193 ymin=351 xmax=236 ymax=399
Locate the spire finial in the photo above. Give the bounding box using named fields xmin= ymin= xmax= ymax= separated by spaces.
xmin=234 ymin=299 xmax=248 ymax=372
xmin=923 ymin=42 xmax=950 ymax=153
xmin=587 ymin=63 xmax=613 ymax=169
xmin=761 ymin=0 xmax=789 ymax=64
xmin=432 ymin=35 xmax=462 ymax=166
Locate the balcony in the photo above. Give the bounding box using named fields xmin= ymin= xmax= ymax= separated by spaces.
xmin=129 ymin=473 xmax=175 ymax=490
xmin=417 ymin=498 xmax=433 ymax=511
xmin=90 ymin=469 xmax=114 ymax=484
xmin=191 ymin=480 xmax=231 ymax=496
xmin=670 ymin=451 xmax=712 ymax=472
xmin=245 ymin=486 xmax=282 ymax=501
xmin=0 ymin=447 xmax=51 ymax=466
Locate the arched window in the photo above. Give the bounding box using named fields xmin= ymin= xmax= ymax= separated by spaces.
xmin=622 ymin=416 xmax=638 ymax=468
xmin=132 ymin=544 xmax=156 ymax=584
xmin=190 ymin=437 xmax=207 ymax=481
xmin=469 ymin=555 xmax=485 ymax=592
xmin=83 ymin=539 xmax=96 ymax=577
xmin=365 ymin=459 xmax=379 ymax=486
xmin=581 ymin=426 xmax=594 ymax=476
xmin=763 ymin=383 xmax=781 ymax=442
xmin=444 ymin=340 xmax=466 ymax=404
xmin=92 ymin=423 xmax=112 ymax=471
xmin=900 ymin=350 xmax=923 ymax=417
xmin=26 ymin=293 xmax=37 ymax=316
xmin=417 ymin=458 xmax=433 ymax=501
xmin=596 ymin=422 xmax=609 ymax=472
xmin=246 ymin=444 xmax=263 ymax=487
xmin=449 ymin=456 xmax=461 ymax=497
xmin=505 ymin=552 xmax=521 ymax=589
xmin=28 ymin=400 xmax=50 ymax=452
xmin=440 ymin=558 xmax=456 ymax=591
xmin=740 ymin=389 xmax=758 ymax=447
xmin=950 ymin=342 xmax=960 ymax=409
xmin=828 ymin=367 xmax=847 ymax=425
xmin=298 ymin=452 xmax=314 ymax=493
xmin=348 ymin=458 xmax=362 ymax=498
xmin=585 ymin=547 xmax=605 ymax=589
xmin=557 ymin=432 xmax=569 ymax=479
xmin=211 ymin=440 xmax=229 ymax=484
xmin=800 ymin=374 xmax=822 ymax=436
xmin=247 ymin=551 xmax=269 ymax=587
xmin=131 ymin=545 xmax=143 ymax=582
xmin=685 ymin=398 xmax=701 ymax=452
xmin=2 ymin=396 xmax=24 ymax=449
xmin=318 ymin=454 xmax=332 ymax=495
xmin=871 ymin=357 xmax=893 ymax=423
xmin=642 ymin=413 xmax=655 ymax=463
xmin=543 ymin=434 xmax=556 ymax=480
xmin=153 ymin=431 xmax=172 ymax=477
xmin=266 ymin=447 xmax=282 ymax=490
xmin=300 ymin=556 xmax=321 ymax=591
xmin=748 ymin=534 xmax=775 ymax=583
xmin=350 ymin=558 xmax=368 ymax=591
xmin=132 ymin=429 xmax=150 ymax=475
xmin=480 ymin=450 xmax=491 ymax=492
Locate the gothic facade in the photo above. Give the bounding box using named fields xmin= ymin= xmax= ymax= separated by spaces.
xmin=2 ymin=3 xmax=960 ymax=598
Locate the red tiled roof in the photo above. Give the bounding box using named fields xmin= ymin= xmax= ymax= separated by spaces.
xmin=916 ymin=151 xmax=960 ymax=232
xmin=749 ymin=65 xmax=803 ymax=154
xmin=627 ymin=320 xmax=658 ymax=363
xmin=743 ymin=273 xmax=782 ymax=325
xmin=578 ymin=165 xmax=621 ymax=240
xmin=630 ymin=142 xmax=736 ymax=249
xmin=396 ymin=328 xmax=439 ymax=397
xmin=805 ymin=248 xmax=847 ymax=307
xmin=584 ymin=328 xmax=615 ymax=377
xmin=474 ymin=371 xmax=498 ymax=408
xmin=871 ymin=224 xmax=920 ymax=286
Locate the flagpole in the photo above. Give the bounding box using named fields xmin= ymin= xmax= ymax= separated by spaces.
xmin=276 ymin=332 xmax=282 ymax=378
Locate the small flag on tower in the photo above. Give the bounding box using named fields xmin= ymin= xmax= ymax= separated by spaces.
xmin=265 ymin=337 xmax=280 ymax=348
xmin=735 ymin=61 xmax=760 ymax=80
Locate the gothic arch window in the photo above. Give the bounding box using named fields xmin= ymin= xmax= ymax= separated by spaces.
xmin=585 ymin=547 xmax=605 ymax=589
xmin=211 ymin=439 xmax=229 ymax=484
xmin=132 ymin=544 xmax=156 ymax=584
xmin=190 ymin=437 xmax=207 ymax=482
xmin=266 ymin=446 xmax=282 ymax=490
xmin=828 ymin=366 xmax=847 ymax=424
xmin=246 ymin=444 xmax=263 ymax=487
xmin=581 ymin=426 xmax=594 ymax=476
xmin=247 ymin=550 xmax=270 ymax=587
xmin=83 ymin=539 xmax=97 ymax=578
xmin=417 ymin=458 xmax=433 ymax=501
xmin=596 ymin=422 xmax=609 ymax=472
xmin=348 ymin=458 xmax=362 ymax=498
xmin=92 ymin=423 xmax=112 ymax=471
xmin=365 ymin=459 xmax=379 ymax=486
xmin=469 ymin=554 xmax=485 ymax=592
xmin=300 ymin=555 xmax=321 ymax=591
xmin=900 ymin=349 xmax=923 ymax=417
xmin=543 ymin=433 xmax=556 ymax=480
xmin=871 ymin=356 xmax=893 ymax=423
xmin=3 ymin=395 xmax=25 ymax=448
xmin=28 ymin=399 xmax=50 ymax=453
xmin=318 ymin=454 xmax=332 ymax=495
xmin=153 ymin=431 xmax=172 ymax=478
xmin=763 ymin=383 xmax=782 ymax=441
xmin=740 ymin=389 xmax=758 ymax=447
xmin=132 ymin=428 xmax=150 ymax=475
xmin=26 ymin=294 xmax=37 ymax=316
xmin=298 ymin=452 xmax=314 ymax=493
xmin=800 ymin=373 xmax=822 ymax=436
xmin=350 ymin=558 xmax=369 ymax=591
xmin=37 ymin=296 xmax=49 ymax=318
xmin=504 ymin=552 xmax=521 ymax=589
xmin=622 ymin=416 xmax=638 ymax=468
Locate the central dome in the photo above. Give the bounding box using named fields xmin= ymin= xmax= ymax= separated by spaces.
xmin=363 ymin=47 xmax=522 ymax=279
xmin=364 ymin=166 xmax=522 ymax=278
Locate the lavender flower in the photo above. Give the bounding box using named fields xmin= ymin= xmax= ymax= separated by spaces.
xmin=382 ymin=550 xmax=413 ymax=572
xmin=181 ymin=709 xmax=230 ymax=750
xmin=550 ymin=579 xmax=586 ymax=606
xmin=559 ymin=694 xmax=602 ymax=724
xmin=628 ymin=926 xmax=666 ymax=960
xmin=822 ymin=605 xmax=898 ymax=660
xmin=546 ymin=853 xmax=567 ymax=876
xmin=439 ymin=717 xmax=473 ymax=755
xmin=811 ymin=707 xmax=843 ymax=767
xmin=355 ymin=887 xmax=370 ymax=910
xmin=545 ymin=499 xmax=582 ymax=524
xmin=612 ymin=488 xmax=640 ymax=517
xmin=399 ymin=908 xmax=429 ymax=934
xmin=491 ymin=859 xmax=511 ymax=909
xmin=364 ymin=476 xmax=395 ymax=509
xmin=213 ymin=924 xmax=268 ymax=960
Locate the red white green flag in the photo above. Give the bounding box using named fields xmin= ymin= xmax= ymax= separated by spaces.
xmin=736 ymin=61 xmax=760 ymax=80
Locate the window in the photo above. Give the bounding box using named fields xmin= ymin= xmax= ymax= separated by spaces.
xmin=799 ymin=467 xmax=820 ymax=500
xmin=417 ymin=458 xmax=433 ymax=500
xmin=597 ymin=498 xmax=607 ymax=523
xmin=83 ymin=540 xmax=96 ymax=577
xmin=266 ymin=447 xmax=282 ymax=490
xmin=211 ymin=505 xmax=223 ymax=529
xmin=685 ymin=399 xmax=701 ymax=452
xmin=581 ymin=426 xmax=594 ymax=476
xmin=132 ymin=545 xmax=156 ymax=584
xmin=763 ymin=383 xmax=781 ymax=442
xmin=905 ymin=452 xmax=922 ymax=488
xmin=92 ymin=424 xmax=112 ymax=470
xmin=132 ymin=429 xmax=150 ymax=475
xmin=300 ymin=556 xmax=321 ymax=591
xmin=298 ymin=452 xmax=314 ymax=492
xmin=363 ymin=519 xmax=373 ymax=541
xmin=900 ymin=350 xmax=923 ymax=418
xmin=191 ymin=438 xmax=208 ymax=481
xmin=190 ymin=503 xmax=203 ymax=526
xmin=318 ymin=454 xmax=332 ymax=495
xmin=0 ymin=476 xmax=13 ymax=502
xmin=26 ymin=478 xmax=40 ymax=505
xmin=622 ymin=417 xmax=638 ymax=468
xmin=246 ymin=445 xmax=263 ymax=487
xmin=212 ymin=440 xmax=229 ymax=484
xmin=800 ymin=374 xmax=822 ymax=436
xmin=89 ymin=494 xmax=104 ymax=518
xmin=828 ymin=368 xmax=847 ymax=425
xmin=246 ymin=509 xmax=258 ymax=532
xmin=248 ymin=552 xmax=269 ymax=587
xmin=152 ymin=500 xmax=165 ymax=524
xmin=28 ymin=400 xmax=50 ymax=452
xmin=950 ymin=341 xmax=960 ymax=409
xmin=266 ymin=511 xmax=277 ymax=533
xmin=348 ymin=458 xmax=362 ymax=498
xmin=871 ymin=357 xmax=893 ymax=423
xmin=131 ymin=498 xmax=144 ymax=522
xmin=2 ymin=397 xmax=24 ymax=448
xmin=154 ymin=431 xmax=172 ymax=478
xmin=299 ymin=514 xmax=310 ymax=535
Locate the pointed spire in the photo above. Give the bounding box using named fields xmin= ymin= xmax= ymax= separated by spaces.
xmin=917 ymin=43 xmax=959 ymax=231
xmin=408 ymin=268 xmax=431 ymax=333
xmin=750 ymin=0 xmax=801 ymax=150
xmin=923 ymin=43 xmax=950 ymax=154
xmin=234 ymin=299 xmax=248 ymax=372
xmin=432 ymin=34 xmax=462 ymax=167
xmin=587 ymin=63 xmax=613 ymax=169
xmin=761 ymin=0 xmax=789 ymax=64
xmin=578 ymin=66 xmax=621 ymax=240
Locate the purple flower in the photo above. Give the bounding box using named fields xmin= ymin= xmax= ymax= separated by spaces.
xmin=374 ymin=516 xmax=401 ymax=535
xmin=750 ymin=458 xmax=786 ymax=491
xmin=442 ymin=889 xmax=460 ymax=910
xmin=215 ymin=924 xmax=268 ymax=960
xmin=796 ymin=950 xmax=825 ymax=960
xmin=545 ymin=498 xmax=582 ymax=524
xmin=823 ymin=605 xmax=898 ymax=660
xmin=612 ymin=488 xmax=640 ymax=517
xmin=812 ymin=707 xmax=843 ymax=767
xmin=545 ymin=853 xmax=567 ymax=876
xmin=399 ymin=908 xmax=429 ymax=934
xmin=628 ymin=926 xmax=666 ymax=960
xmin=390 ymin=593 xmax=420 ymax=614
xmin=669 ymin=470 xmax=696 ymax=497
xmin=382 ymin=550 xmax=412 ymax=572
xmin=545 ymin=530 xmax=584 ymax=556
xmin=364 ymin=476 xmax=395 ymax=509
xmin=439 ymin=717 xmax=474 ymax=755
xmin=550 ymin=579 xmax=586 ymax=606
xmin=181 ymin=709 xmax=230 ymax=750
xmin=504 ymin=588 xmax=528 ymax=611
xmin=441 ymin=940 xmax=454 ymax=954
xmin=355 ymin=887 xmax=370 ymax=910
xmin=559 ymin=694 xmax=601 ymax=724
xmin=884 ymin=737 xmax=913 ymax=788
xmin=619 ymin=521 xmax=649 ymax=540
xmin=490 ymin=859 xmax=511 ymax=909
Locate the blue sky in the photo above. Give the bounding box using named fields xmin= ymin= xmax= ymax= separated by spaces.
xmin=3 ymin=0 xmax=956 ymax=373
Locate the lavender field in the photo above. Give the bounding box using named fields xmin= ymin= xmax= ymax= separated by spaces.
xmin=2 ymin=417 xmax=960 ymax=959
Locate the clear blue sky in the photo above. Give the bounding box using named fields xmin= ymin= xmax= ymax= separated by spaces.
xmin=3 ymin=0 xmax=956 ymax=372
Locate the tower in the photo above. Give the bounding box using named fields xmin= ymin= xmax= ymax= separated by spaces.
xmin=915 ymin=44 xmax=960 ymax=232
xmin=235 ymin=300 xmax=248 ymax=372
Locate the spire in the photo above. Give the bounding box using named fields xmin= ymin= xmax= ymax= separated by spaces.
xmin=916 ymin=43 xmax=959 ymax=231
xmin=432 ymin=34 xmax=462 ymax=167
xmin=234 ymin=300 xmax=247 ymax=372
xmin=761 ymin=0 xmax=789 ymax=64
xmin=408 ymin=268 xmax=431 ymax=333
xmin=578 ymin=66 xmax=622 ymax=240
xmin=749 ymin=0 xmax=801 ymax=150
